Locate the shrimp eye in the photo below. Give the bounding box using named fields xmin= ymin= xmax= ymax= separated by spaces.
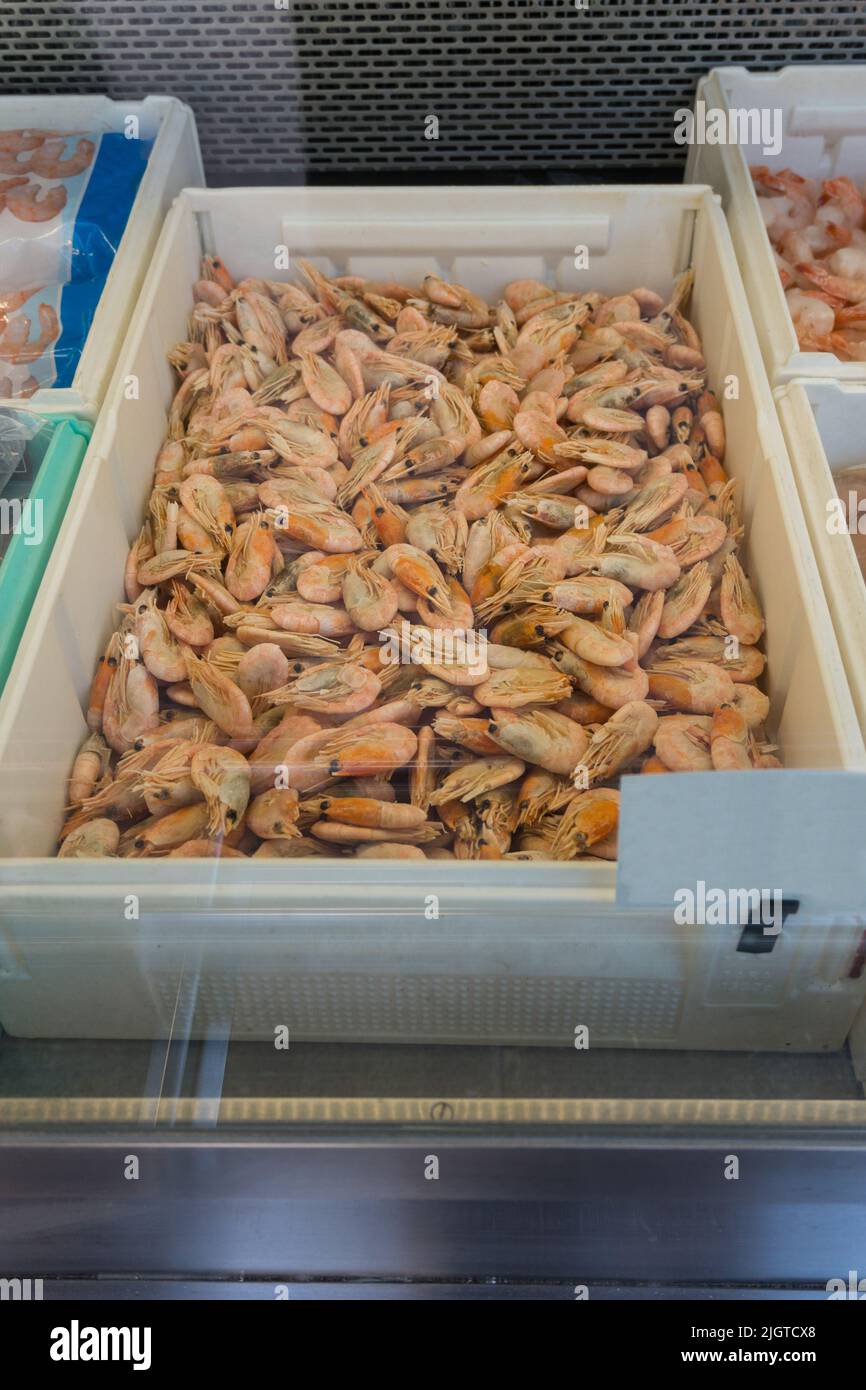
xmin=319 ymin=800 xmax=329 ymax=811
xmin=328 ymin=759 xmax=340 ymax=774
xmin=134 ymin=837 xmax=145 ymax=850
xmin=359 ymin=436 xmax=368 ymax=447
xmin=542 ymin=591 xmax=552 ymax=602
xmin=427 ymin=586 xmax=437 ymax=596
xmin=489 ymin=722 xmax=498 ymax=733
xmin=374 ymin=507 xmax=384 ymax=516
xmin=134 ymin=738 xmax=145 ymax=751
xmin=293 ymin=663 xmax=303 ymax=672
xmin=225 ymin=523 xmax=233 ymax=533
xmin=534 ymin=625 xmax=544 ymax=636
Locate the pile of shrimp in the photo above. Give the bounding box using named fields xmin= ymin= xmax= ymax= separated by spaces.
xmin=1 ymin=129 xmax=95 ymax=397
xmin=752 ymin=166 xmax=866 ymax=359
xmin=58 ymin=256 xmax=780 ymax=863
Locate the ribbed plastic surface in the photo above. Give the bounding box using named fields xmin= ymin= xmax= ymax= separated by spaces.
xmin=2 ymin=2 xmax=866 ymax=179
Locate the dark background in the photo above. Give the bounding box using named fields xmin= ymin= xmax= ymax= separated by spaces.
xmin=2 ymin=1 xmax=866 ymax=183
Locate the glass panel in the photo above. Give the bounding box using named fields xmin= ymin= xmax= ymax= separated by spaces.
xmin=1 ymin=33 xmax=865 ymax=1149
xmin=2 ymin=899 xmax=865 ymax=1129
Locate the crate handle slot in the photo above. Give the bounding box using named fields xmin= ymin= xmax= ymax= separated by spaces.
xmin=736 ymin=898 xmax=799 ymax=955
xmin=790 ymin=108 xmax=866 ymax=138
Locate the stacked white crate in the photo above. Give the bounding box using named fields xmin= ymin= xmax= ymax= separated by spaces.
xmin=688 ymin=66 xmax=866 ymax=1081
xmin=0 ymin=95 xmax=203 ymax=416
xmin=686 ymin=65 xmax=866 ymax=386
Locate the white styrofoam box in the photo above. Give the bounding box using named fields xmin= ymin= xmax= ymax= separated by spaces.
xmin=0 ymin=184 xmax=864 ymax=1048
xmin=776 ymin=378 xmax=866 ymax=736
xmin=0 ymin=95 xmax=203 ymax=416
xmin=686 ymin=65 xmax=866 ymax=385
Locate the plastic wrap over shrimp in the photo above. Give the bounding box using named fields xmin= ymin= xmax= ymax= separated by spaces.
xmin=1 ymin=126 xmax=146 ymax=396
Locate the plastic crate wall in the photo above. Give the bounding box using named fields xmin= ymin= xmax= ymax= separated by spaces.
xmin=2 ymin=2 xmax=866 ymax=180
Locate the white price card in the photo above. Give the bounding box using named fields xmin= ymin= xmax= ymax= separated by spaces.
xmin=616 ymin=770 xmax=866 ymax=917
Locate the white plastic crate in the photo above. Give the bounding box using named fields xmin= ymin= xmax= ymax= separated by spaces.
xmin=0 ymin=94 xmax=203 ymax=416
xmin=0 ymin=184 xmax=864 ymax=1049
xmin=686 ymin=65 xmax=866 ymax=386
xmin=776 ymin=378 xmax=866 ymax=735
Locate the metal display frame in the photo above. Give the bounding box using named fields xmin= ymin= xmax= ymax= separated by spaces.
xmin=2 ymin=1127 xmax=866 ymax=1295
xmin=1 ymin=2 xmax=866 ymax=182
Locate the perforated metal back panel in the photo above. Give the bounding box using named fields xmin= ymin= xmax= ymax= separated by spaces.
xmin=151 ymin=971 xmax=685 ymax=1043
xmin=2 ymin=2 xmax=866 ymax=181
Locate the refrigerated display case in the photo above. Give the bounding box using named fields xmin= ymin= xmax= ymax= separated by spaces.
xmin=2 ymin=1 xmax=866 ymax=1305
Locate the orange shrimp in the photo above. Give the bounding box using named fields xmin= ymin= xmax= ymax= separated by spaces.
xmin=68 ymin=732 xmax=112 ymax=805
xmin=646 ymin=658 xmax=736 ymax=715
xmin=316 ymin=722 xmax=418 ymax=779
xmin=267 ymin=659 xmax=382 ymax=715
xmin=225 ymin=514 xmax=277 ymax=601
xmin=248 ymin=713 xmax=324 ymax=795
xmin=577 ymin=702 xmax=658 ymax=785
xmin=58 ymin=819 xmax=120 ymax=858
xmin=550 ymin=789 xmax=620 ymax=859
xmin=710 ymin=703 xmax=752 ymax=771
xmin=103 ymin=652 xmax=160 ymax=754
xmin=184 ymin=650 xmax=255 ymax=738
xmin=486 ymin=707 xmax=589 ymax=775
xmin=190 ymin=745 xmax=251 ymax=834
